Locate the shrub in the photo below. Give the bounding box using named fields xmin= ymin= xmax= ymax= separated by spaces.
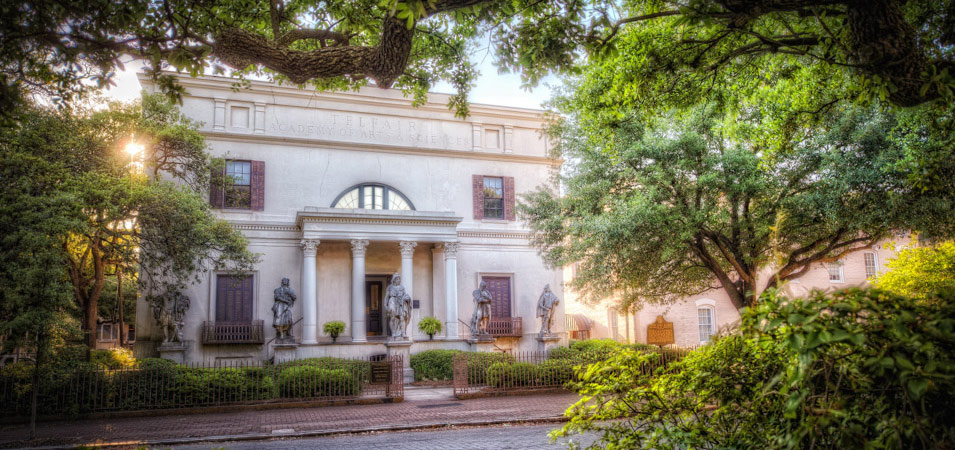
xmin=417 ymin=316 xmax=443 ymax=338
xmin=410 ymin=349 xmax=461 ymax=381
xmin=323 ymin=321 xmax=346 ymax=341
xmin=465 ymin=352 xmax=514 ymax=384
xmin=277 ymin=366 xmax=360 ymax=398
xmin=569 ymin=338 xmax=620 ymax=354
xmin=486 ymin=362 xmax=541 ymax=388
xmin=556 ymin=288 xmax=955 ymax=449
xmin=547 ymin=346 xmax=579 ymax=360
xmin=90 ymin=348 xmax=137 ymax=370
xmin=539 ymin=360 xmax=575 ymax=386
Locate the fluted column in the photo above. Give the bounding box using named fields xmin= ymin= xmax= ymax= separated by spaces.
xmin=399 ymin=241 xmax=417 ymax=299
xmin=351 ymin=239 xmax=369 ymax=342
xmin=443 ymin=242 xmax=460 ymax=339
xmin=300 ymin=239 xmax=320 ymax=344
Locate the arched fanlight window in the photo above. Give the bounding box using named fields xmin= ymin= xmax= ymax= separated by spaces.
xmin=331 ymin=183 xmax=415 ymax=211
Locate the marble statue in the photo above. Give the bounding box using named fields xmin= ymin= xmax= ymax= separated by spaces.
xmin=385 ymin=272 xmax=412 ymax=339
xmin=150 ymin=290 xmax=190 ymax=344
xmin=536 ymin=284 xmax=560 ymax=337
xmin=272 ymin=277 xmax=297 ymax=341
xmin=470 ymin=280 xmax=493 ymax=336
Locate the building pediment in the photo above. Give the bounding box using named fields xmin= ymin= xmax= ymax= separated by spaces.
xmin=297 ymin=207 xmax=461 ymax=242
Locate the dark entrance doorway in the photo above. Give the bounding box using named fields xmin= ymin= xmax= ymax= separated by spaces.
xmin=366 ymin=275 xmax=389 ymax=337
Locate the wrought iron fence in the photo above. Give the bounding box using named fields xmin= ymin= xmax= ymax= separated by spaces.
xmin=452 ymin=347 xmax=695 ymax=396
xmin=0 ymin=355 xmax=402 ymax=418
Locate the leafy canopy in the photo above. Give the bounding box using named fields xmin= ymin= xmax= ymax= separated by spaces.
xmin=520 ymin=104 xmax=955 ymax=309
xmin=0 ymin=94 xmax=257 ymax=350
xmin=2 ymin=0 xmax=954 ymax=120
xmin=874 ymin=241 xmax=955 ymax=302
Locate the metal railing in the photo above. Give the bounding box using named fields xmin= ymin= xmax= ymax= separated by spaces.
xmin=452 ymin=347 xmax=695 ymax=396
xmin=201 ymin=320 xmax=265 ymax=344
xmin=486 ymin=317 xmax=522 ymax=337
xmin=0 ymin=355 xmax=403 ymax=418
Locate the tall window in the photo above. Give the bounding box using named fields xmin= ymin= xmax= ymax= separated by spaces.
xmin=698 ymin=308 xmax=714 ymax=343
xmin=828 ymin=261 xmax=844 ymax=282
xmin=332 ymin=184 xmax=414 ymax=210
xmin=607 ymin=308 xmax=619 ymax=341
xmin=483 ymin=177 xmax=504 ymax=219
xmin=864 ymin=252 xmax=878 ymax=278
xmin=224 ymin=160 xmax=252 ymax=209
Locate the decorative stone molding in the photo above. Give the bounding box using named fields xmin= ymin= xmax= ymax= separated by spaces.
xmin=350 ymin=239 xmax=370 ymax=256
xmin=300 ymin=239 xmax=320 ymax=254
xmin=442 ymin=242 xmax=460 ymax=259
xmin=253 ymin=102 xmax=266 ymax=134
xmin=399 ymin=241 xmax=417 ymax=257
xmin=457 ymin=231 xmax=532 ymax=240
xmin=301 ymin=216 xmax=460 ymax=227
xmin=233 ymin=224 xmax=300 ymax=232
xmin=213 ymin=98 xmax=226 ymax=131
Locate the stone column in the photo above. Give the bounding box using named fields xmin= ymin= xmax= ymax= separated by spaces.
xmin=300 ymin=239 xmax=320 ymax=344
xmin=399 ymin=241 xmax=417 ymax=299
xmin=443 ymin=242 xmax=460 ymax=339
xmin=351 ymin=239 xmax=369 ymax=342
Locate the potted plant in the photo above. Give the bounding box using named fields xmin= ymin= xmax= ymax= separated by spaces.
xmin=418 ymin=316 xmax=443 ymax=340
xmin=323 ymin=321 xmax=346 ymax=343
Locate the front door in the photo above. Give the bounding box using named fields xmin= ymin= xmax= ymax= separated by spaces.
xmin=365 ymin=276 xmax=387 ymax=336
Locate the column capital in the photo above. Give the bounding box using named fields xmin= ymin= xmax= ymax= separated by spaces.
xmin=442 ymin=242 xmax=460 ymax=259
xmin=399 ymin=241 xmax=417 ymax=258
xmin=300 ymin=239 xmax=320 ymax=254
xmin=350 ymin=239 xmax=370 ymax=257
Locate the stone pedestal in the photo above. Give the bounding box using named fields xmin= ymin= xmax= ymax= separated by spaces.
xmin=386 ymin=339 xmax=414 ymax=384
xmin=158 ymin=342 xmax=189 ymax=364
xmin=536 ymin=335 xmax=561 ymax=355
xmin=468 ymin=335 xmax=496 ymax=352
xmin=273 ymin=343 xmax=298 ymax=363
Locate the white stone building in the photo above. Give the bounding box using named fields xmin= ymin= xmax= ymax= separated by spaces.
xmin=133 ymin=74 xmax=565 ymax=365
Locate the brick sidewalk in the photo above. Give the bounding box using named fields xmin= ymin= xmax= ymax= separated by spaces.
xmin=0 ymin=391 xmax=578 ymax=449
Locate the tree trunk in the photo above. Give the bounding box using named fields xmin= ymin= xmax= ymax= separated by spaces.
xmin=29 ymin=332 xmax=47 ymax=440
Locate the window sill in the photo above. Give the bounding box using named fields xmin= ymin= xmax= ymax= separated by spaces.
xmin=479 ymin=218 xmax=510 ymax=223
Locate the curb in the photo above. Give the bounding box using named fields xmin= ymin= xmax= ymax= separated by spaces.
xmin=14 ymin=416 xmax=569 ymax=449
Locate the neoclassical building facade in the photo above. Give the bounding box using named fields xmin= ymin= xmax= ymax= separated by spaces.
xmin=133 ymin=74 xmax=565 ymax=364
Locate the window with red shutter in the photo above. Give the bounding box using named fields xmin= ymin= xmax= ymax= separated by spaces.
xmin=472 ymin=174 xmax=484 ymax=220
xmin=250 ymin=160 xmax=265 ymax=211
xmin=504 ymin=176 xmax=515 ymax=221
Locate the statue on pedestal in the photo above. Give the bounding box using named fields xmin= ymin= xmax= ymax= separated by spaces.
xmin=149 ymin=290 xmax=190 ymax=345
xmin=470 ymin=280 xmax=493 ymax=336
xmin=385 ymin=272 xmax=412 ymax=339
xmin=272 ymin=277 xmax=297 ymax=342
xmin=536 ymin=284 xmax=560 ymax=337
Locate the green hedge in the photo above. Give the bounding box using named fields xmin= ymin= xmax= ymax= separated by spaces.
xmin=410 ymin=349 xmax=463 ymax=381
xmin=0 ymin=356 xmax=368 ymax=417
xmin=277 ymin=366 xmax=360 ymax=398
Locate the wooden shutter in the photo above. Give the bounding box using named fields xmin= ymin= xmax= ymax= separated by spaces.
xmin=209 ymin=165 xmax=225 ymax=208
xmin=216 ymin=275 xmax=254 ymax=322
xmin=483 ymin=276 xmax=512 ymax=318
xmin=472 ymin=174 xmax=484 ymax=220
xmin=504 ymin=176 xmax=515 ymax=221
xmin=250 ymin=160 xmax=265 ymax=211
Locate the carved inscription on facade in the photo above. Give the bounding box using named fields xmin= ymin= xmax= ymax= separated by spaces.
xmin=268 ymin=107 xmax=472 ymax=150
xmin=646 ymin=315 xmax=675 ymax=346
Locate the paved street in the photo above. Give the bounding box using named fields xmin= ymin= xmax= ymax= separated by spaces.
xmin=173 ymin=423 xmax=597 ymax=450
xmin=0 ymin=390 xmax=579 ymax=449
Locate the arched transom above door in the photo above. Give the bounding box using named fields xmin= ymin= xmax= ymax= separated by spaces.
xmin=331 ymin=183 xmax=414 ymax=211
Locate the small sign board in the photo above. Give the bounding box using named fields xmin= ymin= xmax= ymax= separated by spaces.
xmin=646 ymin=315 xmax=675 ymax=346
xmin=370 ymin=361 xmax=392 ymax=384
